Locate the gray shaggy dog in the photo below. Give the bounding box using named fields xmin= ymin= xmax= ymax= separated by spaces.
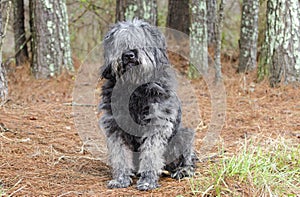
xmin=99 ymin=19 xmax=195 ymax=191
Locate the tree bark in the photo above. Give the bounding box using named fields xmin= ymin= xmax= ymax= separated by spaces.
xmin=258 ymin=0 xmax=300 ymax=86
xmin=30 ymin=0 xmax=73 ymax=79
xmin=206 ymin=0 xmax=217 ymax=47
xmin=116 ymin=0 xmax=157 ymax=25
xmin=0 ymin=62 xmax=7 ymax=105
xmin=166 ymin=0 xmax=190 ymax=35
xmin=0 ymin=0 xmax=8 ymax=105
xmin=189 ymin=0 xmax=208 ymax=76
xmin=238 ymin=0 xmax=259 ymax=73
xmin=13 ymin=0 xmax=28 ymax=66
xmin=214 ymin=0 xmax=225 ymax=81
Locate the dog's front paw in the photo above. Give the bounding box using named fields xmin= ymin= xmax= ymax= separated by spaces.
xmin=137 ymin=177 xmax=159 ymax=191
xmin=136 ymin=171 xmax=160 ymax=191
xmin=107 ymin=177 xmax=132 ymax=189
xmin=171 ymin=166 xmax=195 ymax=179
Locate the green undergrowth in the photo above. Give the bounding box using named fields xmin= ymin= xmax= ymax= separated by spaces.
xmin=0 ymin=185 xmax=5 ymax=197
xmin=186 ymin=136 xmax=300 ymax=196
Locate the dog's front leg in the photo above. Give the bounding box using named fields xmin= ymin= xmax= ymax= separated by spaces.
xmin=106 ymin=131 xmax=134 ymax=188
xmin=137 ymin=126 xmax=173 ymax=191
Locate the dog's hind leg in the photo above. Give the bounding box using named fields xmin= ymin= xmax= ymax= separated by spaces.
xmin=106 ymin=132 xmax=134 ymax=188
xmin=170 ymin=152 xmax=196 ymax=179
xmin=168 ymin=127 xmax=196 ymax=179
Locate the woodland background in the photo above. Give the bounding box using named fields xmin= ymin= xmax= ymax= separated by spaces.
xmin=0 ymin=0 xmax=299 ymax=196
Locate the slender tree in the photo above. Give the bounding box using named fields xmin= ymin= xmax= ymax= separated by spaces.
xmin=259 ymin=0 xmax=300 ymax=86
xmin=214 ymin=0 xmax=225 ymax=81
xmin=116 ymin=0 xmax=157 ymax=25
xmin=206 ymin=0 xmax=217 ymax=47
xmin=13 ymin=0 xmax=28 ymax=66
xmin=189 ymin=0 xmax=208 ymax=76
xmin=30 ymin=0 xmax=73 ymax=78
xmin=0 ymin=62 xmax=7 ymax=105
xmin=167 ymin=0 xmax=190 ymax=35
xmin=0 ymin=0 xmax=8 ymax=105
xmin=238 ymin=0 xmax=259 ymax=73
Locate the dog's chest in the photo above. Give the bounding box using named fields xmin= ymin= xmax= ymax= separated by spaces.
xmin=127 ymin=83 xmax=167 ymax=125
xmin=129 ymin=89 xmax=159 ymax=125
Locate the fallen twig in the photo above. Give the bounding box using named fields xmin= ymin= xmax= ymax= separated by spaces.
xmin=0 ymin=133 xmax=30 ymax=142
xmin=63 ymin=102 xmax=96 ymax=107
xmin=7 ymin=179 xmax=24 ymax=197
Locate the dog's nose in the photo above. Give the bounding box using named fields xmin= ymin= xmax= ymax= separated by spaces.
xmin=123 ymin=51 xmax=136 ymax=61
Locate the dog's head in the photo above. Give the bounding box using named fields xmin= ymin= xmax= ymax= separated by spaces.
xmin=101 ymin=19 xmax=169 ymax=80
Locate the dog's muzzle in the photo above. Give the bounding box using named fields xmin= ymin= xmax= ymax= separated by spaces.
xmin=122 ymin=49 xmax=139 ymax=69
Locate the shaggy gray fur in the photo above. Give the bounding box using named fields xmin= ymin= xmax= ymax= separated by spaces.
xmin=99 ymin=19 xmax=195 ymax=191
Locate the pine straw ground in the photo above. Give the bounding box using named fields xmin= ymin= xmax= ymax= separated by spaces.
xmin=0 ymin=54 xmax=299 ymax=196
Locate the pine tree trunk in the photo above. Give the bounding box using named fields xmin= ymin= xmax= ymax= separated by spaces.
xmin=0 ymin=0 xmax=8 ymax=105
xmin=259 ymin=0 xmax=300 ymax=86
xmin=189 ymin=0 xmax=208 ymax=76
xmin=166 ymin=0 xmax=190 ymax=35
xmin=206 ymin=0 xmax=217 ymax=47
xmin=30 ymin=0 xmax=73 ymax=79
xmin=0 ymin=63 xmax=7 ymax=105
xmin=214 ymin=0 xmax=225 ymax=81
xmin=116 ymin=0 xmax=157 ymax=25
xmin=238 ymin=0 xmax=259 ymax=73
xmin=13 ymin=0 xmax=28 ymax=66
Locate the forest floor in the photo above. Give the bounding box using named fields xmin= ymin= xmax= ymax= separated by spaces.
xmin=0 ymin=53 xmax=299 ymax=196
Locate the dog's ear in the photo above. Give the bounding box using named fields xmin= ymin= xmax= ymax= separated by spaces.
xmin=101 ymin=64 xmax=115 ymax=80
xmin=154 ymin=48 xmax=169 ymax=65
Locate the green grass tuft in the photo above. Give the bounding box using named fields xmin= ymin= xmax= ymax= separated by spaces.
xmin=187 ymin=136 xmax=300 ymax=196
xmin=0 ymin=185 xmax=6 ymax=197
